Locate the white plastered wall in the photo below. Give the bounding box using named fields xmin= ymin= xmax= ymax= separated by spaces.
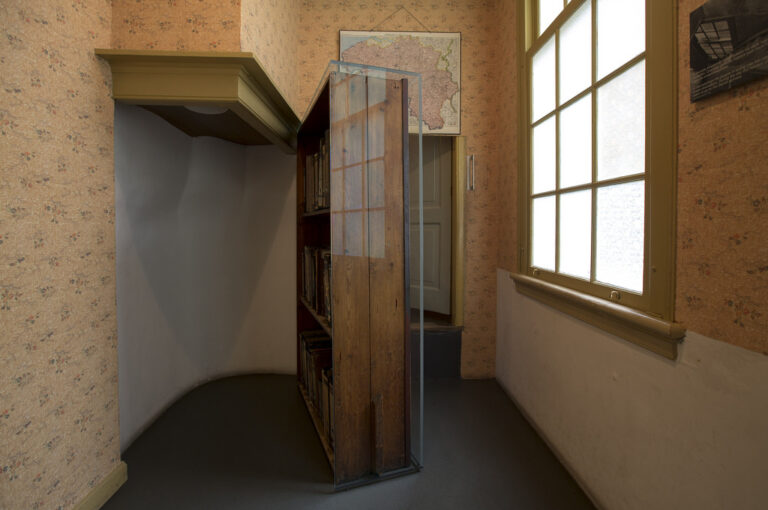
xmin=115 ymin=104 xmax=297 ymax=451
xmin=496 ymin=269 xmax=768 ymax=510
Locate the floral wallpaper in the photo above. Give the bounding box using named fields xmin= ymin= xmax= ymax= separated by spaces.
xmin=297 ymin=0 xmax=503 ymax=378
xmin=111 ymin=0 xmax=241 ymax=52
xmin=676 ymin=0 xmax=768 ymax=355
xmin=241 ymin=0 xmax=301 ymax=115
xmin=111 ymin=0 xmax=302 ymax=115
xmin=0 ymin=1 xmax=121 ymax=509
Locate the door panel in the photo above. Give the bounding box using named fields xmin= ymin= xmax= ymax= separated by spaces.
xmin=409 ymin=136 xmax=452 ymax=314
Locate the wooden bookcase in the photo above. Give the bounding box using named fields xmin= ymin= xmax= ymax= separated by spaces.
xmin=296 ymin=70 xmax=413 ymax=488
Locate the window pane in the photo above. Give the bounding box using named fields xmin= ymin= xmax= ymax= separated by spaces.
xmin=559 ymin=190 xmax=591 ymax=279
xmin=596 ymin=181 xmax=644 ymax=292
xmin=532 ymin=37 xmax=556 ymax=122
xmin=597 ymin=0 xmax=645 ymax=79
xmin=559 ymin=0 xmax=591 ymax=104
xmin=539 ymin=0 xmax=564 ymax=35
xmin=559 ymin=93 xmax=591 ymax=188
xmin=597 ymin=60 xmax=645 ymax=181
xmin=532 ymin=116 xmax=556 ymax=194
xmin=532 ymin=196 xmax=556 ymax=271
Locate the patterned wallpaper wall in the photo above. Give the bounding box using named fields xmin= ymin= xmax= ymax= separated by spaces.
xmin=0 ymin=1 xmax=121 ymax=509
xmin=111 ymin=0 xmax=241 ymax=51
xmin=111 ymin=0 xmax=302 ymax=115
xmin=241 ymin=0 xmax=301 ymax=115
xmin=297 ymin=0 xmax=503 ymax=378
xmin=676 ymin=0 xmax=768 ymax=354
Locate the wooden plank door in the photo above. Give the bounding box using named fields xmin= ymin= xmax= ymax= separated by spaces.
xmin=329 ymin=72 xmax=409 ymax=484
xmin=367 ymin=76 xmax=408 ymax=474
xmin=330 ymin=72 xmax=373 ymax=484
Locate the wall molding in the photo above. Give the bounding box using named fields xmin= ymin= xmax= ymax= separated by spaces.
xmin=73 ymin=461 xmax=127 ymax=510
xmin=510 ymin=272 xmax=685 ymax=360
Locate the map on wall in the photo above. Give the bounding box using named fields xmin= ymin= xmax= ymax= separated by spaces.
xmin=340 ymin=30 xmax=461 ymax=135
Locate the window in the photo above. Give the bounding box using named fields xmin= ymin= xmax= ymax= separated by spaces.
xmin=515 ymin=0 xmax=683 ymax=358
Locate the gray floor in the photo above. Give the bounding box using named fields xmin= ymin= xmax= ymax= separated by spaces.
xmin=104 ymin=375 xmax=594 ymax=509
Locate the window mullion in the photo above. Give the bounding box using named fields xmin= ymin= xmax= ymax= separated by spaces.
xmin=590 ymin=0 xmax=598 ymax=284
xmin=531 ymin=109 xmax=556 ymax=129
xmin=555 ymin=29 xmax=561 ymax=274
xmin=594 ymin=53 xmax=647 ymax=89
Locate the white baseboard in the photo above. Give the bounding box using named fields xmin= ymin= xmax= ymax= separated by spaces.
xmin=74 ymin=461 xmax=127 ymax=510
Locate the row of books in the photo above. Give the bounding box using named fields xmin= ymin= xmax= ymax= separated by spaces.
xmin=302 ymin=246 xmax=332 ymax=325
xmin=299 ymin=330 xmax=334 ymax=449
xmin=304 ymin=129 xmax=331 ymax=213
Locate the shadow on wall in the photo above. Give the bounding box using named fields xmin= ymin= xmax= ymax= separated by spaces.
xmin=114 ymin=104 xmax=297 ymax=450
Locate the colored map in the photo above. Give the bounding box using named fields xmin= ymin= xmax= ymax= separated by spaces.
xmin=340 ymin=31 xmax=460 ymax=134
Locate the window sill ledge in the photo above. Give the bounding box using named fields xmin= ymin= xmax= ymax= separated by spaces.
xmin=509 ymin=273 xmax=686 ymax=360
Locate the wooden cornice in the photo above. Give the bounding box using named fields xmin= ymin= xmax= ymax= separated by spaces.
xmin=95 ymin=49 xmax=300 ymax=153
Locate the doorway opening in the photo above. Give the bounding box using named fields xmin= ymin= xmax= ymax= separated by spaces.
xmin=409 ymin=135 xmax=466 ymax=377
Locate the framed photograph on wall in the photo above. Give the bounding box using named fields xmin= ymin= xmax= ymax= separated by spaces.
xmin=690 ymin=0 xmax=768 ymax=101
xmin=340 ymin=30 xmax=461 ymax=135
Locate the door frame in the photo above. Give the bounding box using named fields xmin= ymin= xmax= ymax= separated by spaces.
xmin=451 ymin=136 xmax=466 ymax=328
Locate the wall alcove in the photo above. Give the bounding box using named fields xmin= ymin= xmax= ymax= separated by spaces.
xmin=99 ymin=49 xmax=301 ymax=451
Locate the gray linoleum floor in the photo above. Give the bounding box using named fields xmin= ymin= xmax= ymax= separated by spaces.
xmin=104 ymin=375 xmax=595 ymax=510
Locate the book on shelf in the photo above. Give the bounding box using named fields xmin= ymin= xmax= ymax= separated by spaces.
xmin=299 ymin=330 xmax=329 ymax=389
xmin=304 ymin=130 xmax=331 ymax=214
xmin=327 ymin=368 xmax=334 ymax=447
xmin=298 ymin=329 xmax=334 ymax=448
xmin=321 ymin=367 xmax=333 ymax=446
xmin=321 ymin=249 xmax=332 ymax=324
xmin=308 ymin=345 xmax=331 ymax=409
xmin=302 ymin=246 xmax=332 ymax=325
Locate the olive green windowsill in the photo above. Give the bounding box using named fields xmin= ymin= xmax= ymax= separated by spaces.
xmin=509 ymin=273 xmax=686 ymax=360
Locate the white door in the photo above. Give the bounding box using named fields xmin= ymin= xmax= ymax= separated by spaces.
xmin=409 ymin=136 xmax=452 ymax=315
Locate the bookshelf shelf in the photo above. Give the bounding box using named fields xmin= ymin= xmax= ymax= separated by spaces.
xmin=297 ymin=67 xmax=411 ymax=488
xmin=302 ymin=208 xmax=330 ymax=218
xmin=299 ymin=296 xmax=331 ymax=337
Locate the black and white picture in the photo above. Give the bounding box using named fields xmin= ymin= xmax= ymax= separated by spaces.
xmin=690 ymin=0 xmax=768 ymax=102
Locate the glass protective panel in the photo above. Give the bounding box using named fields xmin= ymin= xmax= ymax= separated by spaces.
xmin=597 ymin=60 xmax=645 ymax=181
xmin=405 ymin=80 xmax=424 ymax=472
xmin=596 ymin=181 xmax=644 ymax=292
xmin=559 ymin=93 xmax=592 ymax=188
xmin=407 ymin=131 xmax=424 ymax=469
xmin=532 ymin=37 xmax=556 ymax=122
xmin=559 ymin=0 xmax=591 ymax=104
xmin=597 ymin=0 xmax=645 ymax=79
xmin=532 ymin=196 xmax=556 ymax=271
xmin=532 ymin=116 xmax=556 ymax=194
xmin=559 ymin=190 xmax=592 ymax=279
xmin=539 ymin=0 xmax=564 ymax=35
